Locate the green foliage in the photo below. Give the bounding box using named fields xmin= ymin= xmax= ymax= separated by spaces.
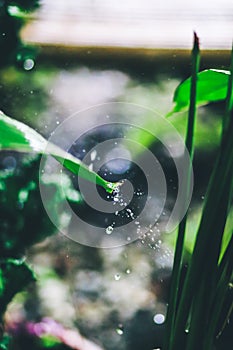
xmin=0 ymin=259 xmax=35 ymax=316
xmin=165 ymin=37 xmax=233 ymax=350
xmin=0 ymin=111 xmax=118 ymax=193
xmin=164 ymin=33 xmax=200 ymax=350
xmin=40 ymin=334 xmax=62 ymax=348
xmin=0 ymin=20 xmax=232 ymax=349
xmin=7 ymin=0 xmax=40 ymax=12
xmin=167 ymin=69 xmax=230 ymax=115
xmin=0 ymin=157 xmax=56 ymax=257
xmin=0 ymin=335 xmax=10 ymax=350
xmin=0 ymin=0 xmax=39 ymax=68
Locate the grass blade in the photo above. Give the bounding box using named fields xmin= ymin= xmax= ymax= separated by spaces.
xmin=164 ymin=32 xmax=200 ymax=350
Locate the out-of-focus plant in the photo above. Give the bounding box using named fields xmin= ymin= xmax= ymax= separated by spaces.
xmin=0 ymin=0 xmax=39 ymax=69
xmin=7 ymin=317 xmax=103 ymax=350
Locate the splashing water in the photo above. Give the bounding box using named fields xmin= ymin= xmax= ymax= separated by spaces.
xmin=114 ymin=273 xmax=121 ymax=281
xmin=116 ymin=324 xmax=124 ymax=335
xmin=106 ymin=226 xmax=114 ymax=235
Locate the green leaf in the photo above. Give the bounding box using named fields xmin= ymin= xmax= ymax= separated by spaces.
xmin=0 ymin=111 xmax=118 ymax=193
xmin=167 ymin=69 xmax=230 ymax=115
xmin=40 ymin=334 xmax=61 ymax=348
xmin=0 ymin=260 xmax=35 ymax=316
xmin=0 ymin=335 xmax=10 ymax=350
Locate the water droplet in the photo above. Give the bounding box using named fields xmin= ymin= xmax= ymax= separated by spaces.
xmin=201 ymin=195 xmax=205 ymax=200
xmin=88 ymin=163 xmax=93 ymax=171
xmin=90 ymin=150 xmax=97 ymax=161
xmin=116 ymin=324 xmax=124 ymax=335
xmin=126 ymin=269 xmax=131 ymax=274
xmin=115 ymin=211 xmax=119 ymax=215
xmin=106 ymin=226 xmax=114 ymax=235
xmin=56 ymin=121 xmax=60 ymax=125
xmin=126 ymin=208 xmax=135 ymax=219
xmin=153 ymin=314 xmax=165 ymax=324
xmin=23 ymin=58 xmax=35 ymax=71
xmin=114 ymin=273 xmax=121 ymax=281
xmin=127 ymin=236 xmax=131 ymax=241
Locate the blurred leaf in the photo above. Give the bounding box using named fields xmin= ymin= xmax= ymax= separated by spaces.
xmin=7 ymin=0 xmax=40 ymax=12
xmin=0 ymin=335 xmax=10 ymax=350
xmin=167 ymin=69 xmax=230 ymax=116
xmin=40 ymin=334 xmax=61 ymax=348
xmin=0 ymin=259 xmax=35 ymax=316
xmin=41 ymin=173 xmax=81 ymax=203
xmin=0 ymin=111 xmax=117 ymax=193
xmin=0 ymin=158 xmax=56 ymax=258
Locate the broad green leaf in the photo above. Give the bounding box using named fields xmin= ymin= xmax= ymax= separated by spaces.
xmin=0 ymin=260 xmax=35 ymax=316
xmin=167 ymin=69 xmax=230 ymax=116
xmin=0 ymin=111 xmax=117 ymax=193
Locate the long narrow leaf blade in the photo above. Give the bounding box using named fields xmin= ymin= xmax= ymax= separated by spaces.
xmin=0 ymin=111 xmax=116 ymax=193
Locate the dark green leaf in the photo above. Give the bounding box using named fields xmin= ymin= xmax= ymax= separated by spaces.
xmin=168 ymin=69 xmax=230 ymax=115
xmin=0 ymin=335 xmax=10 ymax=350
xmin=0 ymin=260 xmax=35 ymax=316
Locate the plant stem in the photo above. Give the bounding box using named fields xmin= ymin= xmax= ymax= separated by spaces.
xmin=164 ymin=32 xmax=200 ymax=350
xmin=223 ymin=42 xmax=233 ymax=133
